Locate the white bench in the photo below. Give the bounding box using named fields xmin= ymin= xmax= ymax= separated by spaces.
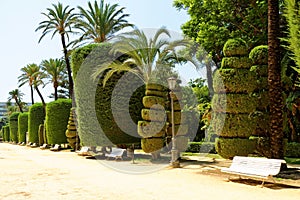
xmin=105 ymin=148 xmax=126 ymax=160
xmin=221 ymin=156 xmax=286 ymax=187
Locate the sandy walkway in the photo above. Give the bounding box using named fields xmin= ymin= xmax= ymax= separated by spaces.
xmin=0 ymin=142 xmax=299 ymax=200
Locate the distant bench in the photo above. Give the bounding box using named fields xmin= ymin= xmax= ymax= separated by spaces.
xmin=221 ymin=156 xmax=286 ymax=187
xmin=105 ymin=148 xmax=126 ymax=160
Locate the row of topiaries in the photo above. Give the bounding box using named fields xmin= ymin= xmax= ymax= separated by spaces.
xmin=2 ymin=99 xmax=72 ymax=148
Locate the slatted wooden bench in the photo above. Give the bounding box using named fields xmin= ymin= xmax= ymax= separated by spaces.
xmin=221 ymin=156 xmax=286 ymax=187
xmin=105 ymin=148 xmax=126 ymax=160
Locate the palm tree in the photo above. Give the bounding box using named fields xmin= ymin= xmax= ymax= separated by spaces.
xmin=93 ymin=27 xmax=190 ymax=85
xmin=76 ymin=0 xmax=134 ymax=44
xmin=268 ymin=0 xmax=284 ymax=159
xmin=41 ymin=58 xmax=66 ymax=100
xmin=18 ymin=64 xmax=40 ymax=104
xmin=7 ymin=89 xmax=24 ymax=113
xmin=35 ymin=2 xmax=78 ymax=98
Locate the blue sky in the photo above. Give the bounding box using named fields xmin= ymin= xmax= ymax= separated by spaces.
xmin=0 ymin=0 xmax=202 ymax=102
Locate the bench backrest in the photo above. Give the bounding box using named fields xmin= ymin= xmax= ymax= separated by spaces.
xmin=229 ymin=156 xmax=286 ymax=176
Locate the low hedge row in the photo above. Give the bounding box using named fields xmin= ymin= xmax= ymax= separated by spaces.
xmin=285 ymin=142 xmax=300 ymax=158
xmin=185 ymin=142 xmax=217 ymax=153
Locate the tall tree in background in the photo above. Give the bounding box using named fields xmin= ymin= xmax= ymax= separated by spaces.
xmin=268 ymin=0 xmax=284 ymax=159
xmin=76 ymin=0 xmax=134 ymax=44
xmin=18 ymin=64 xmax=40 ymax=104
xmin=40 ymin=58 xmax=66 ymax=100
xmin=173 ymin=0 xmax=268 ymax=66
xmin=7 ymin=89 xmax=24 ymax=113
xmin=36 ymin=3 xmax=78 ymax=98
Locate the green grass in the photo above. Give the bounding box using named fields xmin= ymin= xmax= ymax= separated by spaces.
xmin=284 ymin=157 xmax=300 ymax=164
xmin=181 ymin=152 xmax=222 ymax=159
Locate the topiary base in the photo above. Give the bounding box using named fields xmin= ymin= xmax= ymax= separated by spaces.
xmin=141 ymin=138 xmax=164 ymax=153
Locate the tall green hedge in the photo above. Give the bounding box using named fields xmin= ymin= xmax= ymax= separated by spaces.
xmin=18 ymin=112 xmax=28 ymax=143
xmin=3 ymin=125 xmax=10 ymax=142
xmin=28 ymin=103 xmax=45 ymax=144
xmin=72 ymin=43 xmax=143 ymax=146
xmin=9 ymin=112 xmax=20 ymax=143
xmin=45 ymin=99 xmax=72 ymax=144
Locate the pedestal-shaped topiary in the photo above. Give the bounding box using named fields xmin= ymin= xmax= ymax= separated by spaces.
xmin=250 ymin=45 xmax=269 ymax=137
xmin=9 ymin=112 xmax=20 ymax=143
xmin=212 ymin=39 xmax=257 ymax=159
xmin=18 ymin=112 xmax=28 ymax=144
xmin=28 ymin=103 xmax=45 ymax=144
xmin=3 ymin=125 xmax=10 ymax=142
xmin=45 ymin=99 xmax=72 ymax=145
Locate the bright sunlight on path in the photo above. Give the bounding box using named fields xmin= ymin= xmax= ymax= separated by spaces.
xmin=0 ymin=143 xmax=300 ymax=200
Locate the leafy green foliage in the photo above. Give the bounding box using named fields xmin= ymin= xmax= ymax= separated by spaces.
xmin=45 ymin=99 xmax=72 ymax=144
xmin=185 ymin=142 xmax=216 ymax=153
xmin=18 ymin=112 xmax=28 ymax=143
xmin=215 ymin=138 xmax=257 ymax=159
xmin=249 ymin=45 xmax=268 ymax=65
xmin=221 ymin=57 xmax=253 ymax=69
xmin=285 ymin=142 xmax=300 ymax=157
xmin=173 ymin=0 xmax=268 ymax=65
xmin=223 ymin=38 xmax=248 ymax=57
xmin=9 ymin=112 xmax=20 ymax=143
xmin=3 ymin=125 xmax=10 ymax=142
xmin=28 ymin=103 xmax=45 ymax=143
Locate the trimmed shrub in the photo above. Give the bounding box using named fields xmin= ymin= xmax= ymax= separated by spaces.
xmin=9 ymin=112 xmax=20 ymax=143
xmin=142 ymin=96 xmax=166 ymax=109
xmin=137 ymin=121 xmax=166 ymax=138
xmin=185 ymin=142 xmax=216 ymax=153
xmin=145 ymin=90 xmax=168 ymax=97
xmin=38 ymin=124 xmax=44 ymax=145
xmin=73 ymin=43 xmax=143 ymax=146
xmin=141 ymin=138 xmax=164 ymax=153
xmin=211 ymin=113 xmax=257 ymax=138
xmin=212 ymin=94 xmax=257 ymax=113
xmin=3 ymin=125 xmax=10 ymax=142
xmin=221 ymin=57 xmax=253 ymax=69
xmin=167 ymin=124 xmax=189 ymax=136
xmin=18 ymin=112 xmax=28 ymax=143
xmin=285 ymin=142 xmax=300 ymax=158
xmin=250 ymin=65 xmax=268 ymax=77
xmin=249 ymin=45 xmax=268 ymax=65
xmin=45 ymin=99 xmax=72 ymax=144
xmin=223 ymin=38 xmax=248 ymax=57
xmin=28 ymin=103 xmax=45 ymax=144
xmin=141 ymin=108 xmax=166 ymax=122
xmin=213 ymin=69 xmax=257 ymax=93
xmin=215 ymin=138 xmax=257 ymax=159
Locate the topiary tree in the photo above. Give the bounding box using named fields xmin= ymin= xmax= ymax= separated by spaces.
xmin=45 ymin=99 xmax=72 ymax=145
xmin=72 ymin=43 xmax=143 ymax=147
xmin=65 ymin=108 xmax=80 ymax=150
xmin=3 ymin=125 xmax=10 ymax=142
xmin=18 ymin=112 xmax=28 ymax=144
xmin=28 ymin=103 xmax=45 ymax=144
xmin=211 ymin=38 xmax=257 ymax=159
xmin=9 ymin=112 xmax=20 ymax=143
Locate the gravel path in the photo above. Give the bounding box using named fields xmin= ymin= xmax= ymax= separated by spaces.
xmin=0 ymin=142 xmax=300 ymax=200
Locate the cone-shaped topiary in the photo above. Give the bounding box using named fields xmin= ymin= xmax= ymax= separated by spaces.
xmin=28 ymin=103 xmax=45 ymax=144
xmin=9 ymin=112 xmax=20 ymax=143
xmin=18 ymin=112 xmax=28 ymax=143
xmin=45 ymin=99 xmax=72 ymax=145
xmin=65 ymin=108 xmax=80 ymax=150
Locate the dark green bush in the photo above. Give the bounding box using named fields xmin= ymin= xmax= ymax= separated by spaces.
xmin=0 ymin=128 xmax=3 ymax=139
xmin=249 ymin=45 xmax=268 ymax=65
xmin=185 ymin=142 xmax=216 ymax=153
xmin=3 ymin=125 xmax=10 ymax=142
xmin=211 ymin=113 xmax=257 ymax=138
xmin=223 ymin=38 xmax=248 ymax=57
xmin=73 ymin=43 xmax=143 ymax=146
xmin=221 ymin=57 xmax=253 ymax=69
xmin=18 ymin=112 xmax=28 ymax=143
xmin=45 ymin=99 xmax=72 ymax=144
xmin=211 ymin=94 xmax=257 ymax=113
xmin=28 ymin=103 xmax=45 ymax=144
xmin=215 ymin=138 xmax=257 ymax=159
xmin=250 ymin=65 xmax=268 ymax=77
xmin=9 ymin=112 xmax=20 ymax=143
xmin=213 ymin=69 xmax=257 ymax=93
xmin=285 ymin=142 xmax=300 ymax=158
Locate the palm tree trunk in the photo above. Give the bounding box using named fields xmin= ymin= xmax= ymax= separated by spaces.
xmin=14 ymin=97 xmax=23 ymax=113
xmin=30 ymin=85 xmax=35 ymax=105
xmin=54 ymin=81 xmax=58 ymax=100
xmin=61 ymin=33 xmax=74 ymax=99
xmin=268 ymin=0 xmax=284 ymax=159
xmin=35 ymin=86 xmax=46 ymax=107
